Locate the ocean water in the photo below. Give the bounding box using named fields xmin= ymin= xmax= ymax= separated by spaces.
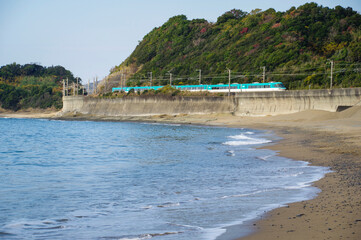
xmin=0 ymin=118 xmax=329 ymax=240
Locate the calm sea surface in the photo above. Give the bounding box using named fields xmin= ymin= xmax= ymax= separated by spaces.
xmin=0 ymin=118 xmax=329 ymax=240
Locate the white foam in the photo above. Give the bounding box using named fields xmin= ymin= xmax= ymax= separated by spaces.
xmin=225 ymin=134 xmax=271 ymax=146
xmin=257 ymin=155 xmax=273 ymax=161
xmin=141 ymin=123 xmax=181 ymax=127
xmin=245 ymin=131 xmax=254 ymax=135
xmin=118 ymin=238 xmax=142 ymax=240
xmin=287 ymin=171 xmax=304 ymax=177
xmin=284 ymin=183 xmax=311 ymax=190
xmin=229 ymin=134 xmax=253 ymax=140
xmin=168 ymin=222 xmax=203 ymax=230
xmin=157 ymin=202 xmax=180 ymax=208
xmin=221 ymin=193 xmax=250 ymax=199
xmin=221 ymin=188 xmax=281 ymax=199
xmin=141 ymin=205 xmax=153 ymax=209
xmin=224 ymin=139 xmax=271 ymax=146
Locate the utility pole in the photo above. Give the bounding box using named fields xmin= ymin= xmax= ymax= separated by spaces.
xmin=72 ymin=82 xmax=75 ymax=96
xmin=197 ymin=69 xmax=202 ymax=85
xmin=76 ymin=77 xmax=79 ymax=95
xmin=261 ymin=66 xmax=266 ymax=83
xmin=123 ymin=73 xmax=126 ymax=88
xmin=88 ymin=79 xmax=90 ymax=95
xmin=95 ymin=77 xmax=98 ymax=94
xmin=120 ymin=71 xmax=126 ymax=90
xmin=120 ymin=70 xmax=123 ymax=90
xmin=168 ymin=71 xmax=172 ymax=86
xmin=330 ymin=60 xmax=334 ymax=89
xmin=227 ymin=68 xmax=231 ymax=97
xmin=66 ymin=78 xmax=69 ymax=96
xmin=121 ymin=74 xmax=124 ymax=89
xmin=62 ymin=79 xmax=65 ymax=96
xmin=148 ymin=72 xmax=153 ymax=86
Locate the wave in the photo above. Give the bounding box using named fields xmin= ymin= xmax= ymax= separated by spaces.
xmin=221 ymin=188 xmax=281 ymax=199
xmin=168 ymin=222 xmax=203 ymax=230
xmin=286 ymin=171 xmax=304 ymax=177
xmin=223 ymin=139 xmax=271 ymax=146
xmin=256 ymin=154 xmax=274 ymax=161
xmin=114 ymin=231 xmax=181 ymax=240
xmin=140 ymin=122 xmax=181 ymax=127
xmin=245 ymin=131 xmax=254 ymax=135
xmin=141 ymin=205 xmax=153 ymax=210
xmin=157 ymin=202 xmax=180 ymax=208
xmin=284 ymin=184 xmax=311 ymax=190
xmin=224 ymin=133 xmax=271 ymax=146
xmin=140 ymin=202 xmax=181 ymax=209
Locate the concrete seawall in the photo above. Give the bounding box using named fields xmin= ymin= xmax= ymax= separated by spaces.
xmin=62 ymin=95 xmax=235 ymax=116
xmin=235 ymin=88 xmax=361 ymax=116
xmin=61 ymin=88 xmax=361 ymax=117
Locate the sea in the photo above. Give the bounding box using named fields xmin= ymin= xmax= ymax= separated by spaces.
xmin=0 ymin=118 xmax=330 ymax=240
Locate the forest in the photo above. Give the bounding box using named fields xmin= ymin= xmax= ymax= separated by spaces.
xmin=110 ymin=3 xmax=361 ymax=90
xmin=0 ymin=63 xmax=79 ymax=110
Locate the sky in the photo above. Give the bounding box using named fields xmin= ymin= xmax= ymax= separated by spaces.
xmin=1 ymin=0 xmax=360 ymax=83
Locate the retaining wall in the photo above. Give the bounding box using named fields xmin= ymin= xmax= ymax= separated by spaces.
xmin=62 ymin=88 xmax=361 ymax=117
xmin=62 ymin=95 xmax=235 ymax=116
xmin=235 ymin=88 xmax=361 ymax=116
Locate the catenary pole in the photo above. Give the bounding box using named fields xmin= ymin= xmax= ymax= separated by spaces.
xmin=197 ymin=69 xmax=201 ymax=85
xmin=66 ymin=78 xmax=69 ymax=96
xmin=148 ymin=72 xmax=152 ymax=86
xmin=262 ymin=66 xmax=266 ymax=83
xmin=76 ymin=77 xmax=79 ymax=95
xmin=227 ymin=68 xmax=231 ymax=97
xmin=62 ymin=79 xmax=65 ymax=96
xmin=330 ymin=60 xmax=334 ymax=89
xmin=168 ymin=71 xmax=172 ymax=86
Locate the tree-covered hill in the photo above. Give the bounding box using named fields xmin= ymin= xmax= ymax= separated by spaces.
xmin=0 ymin=63 xmax=80 ymax=110
xmin=109 ymin=3 xmax=361 ymax=90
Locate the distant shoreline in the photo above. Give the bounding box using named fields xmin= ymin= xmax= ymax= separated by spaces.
xmin=2 ymin=108 xmax=361 ymax=240
xmin=0 ymin=108 xmax=59 ymax=119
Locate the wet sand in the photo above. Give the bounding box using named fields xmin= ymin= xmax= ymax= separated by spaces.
xmin=2 ymin=107 xmax=361 ymax=239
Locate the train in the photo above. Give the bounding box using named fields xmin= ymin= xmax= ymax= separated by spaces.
xmin=112 ymin=82 xmax=286 ymax=93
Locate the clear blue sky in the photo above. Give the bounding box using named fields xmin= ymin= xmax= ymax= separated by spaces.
xmin=1 ymin=0 xmax=360 ymax=83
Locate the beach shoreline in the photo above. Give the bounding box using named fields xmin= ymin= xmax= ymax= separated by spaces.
xmin=1 ymin=108 xmax=360 ymax=240
xmin=0 ymin=108 xmax=59 ymax=119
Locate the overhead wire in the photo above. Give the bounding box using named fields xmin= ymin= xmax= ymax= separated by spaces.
xmin=121 ymin=64 xmax=360 ymax=85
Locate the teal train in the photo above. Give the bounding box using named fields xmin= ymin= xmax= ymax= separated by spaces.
xmin=112 ymin=82 xmax=286 ymax=93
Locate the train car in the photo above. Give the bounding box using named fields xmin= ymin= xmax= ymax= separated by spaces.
xmin=235 ymin=82 xmax=286 ymax=92
xmin=112 ymin=86 xmax=163 ymax=92
xmin=112 ymin=82 xmax=286 ymax=93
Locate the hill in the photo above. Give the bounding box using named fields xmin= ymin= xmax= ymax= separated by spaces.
xmin=0 ymin=63 xmax=80 ymax=111
xmin=106 ymin=3 xmax=361 ymax=91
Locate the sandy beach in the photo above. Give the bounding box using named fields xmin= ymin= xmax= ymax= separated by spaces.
xmin=0 ymin=108 xmax=59 ymax=119
xmin=2 ymin=107 xmax=361 ymax=239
